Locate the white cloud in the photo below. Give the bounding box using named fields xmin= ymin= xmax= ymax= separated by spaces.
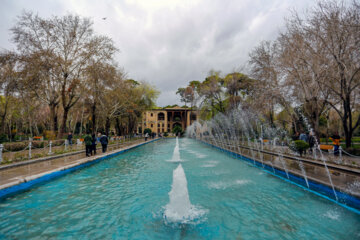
xmin=0 ymin=0 xmax=314 ymax=106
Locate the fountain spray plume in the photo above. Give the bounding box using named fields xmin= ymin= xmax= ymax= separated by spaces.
xmin=164 ymin=164 xmax=207 ymax=224
xmin=167 ymin=137 xmax=183 ymax=162
xmin=295 ymin=108 xmax=338 ymax=201
xmin=164 ymin=164 xmax=192 ymax=221
xmin=173 ymin=137 xmax=180 ymax=161
xmin=186 ymin=104 xmax=321 ymax=197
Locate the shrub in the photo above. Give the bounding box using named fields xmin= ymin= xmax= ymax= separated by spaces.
xmin=32 ymin=141 xmax=45 ymax=148
xmin=289 ymin=140 xmax=309 ymax=156
xmin=172 ymin=125 xmax=183 ymax=136
xmin=0 ymin=134 xmax=8 ymax=143
xmin=52 ymin=140 xmax=65 ymax=146
xmin=144 ymin=128 xmax=152 ymax=135
xmin=4 ymin=142 xmax=27 ymax=151
xmin=164 ymin=132 xmax=169 ymax=137
xmin=44 ymin=130 xmax=56 ymax=140
xmin=13 ymin=135 xmax=22 ymax=141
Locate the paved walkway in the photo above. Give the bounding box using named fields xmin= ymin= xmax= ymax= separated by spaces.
xmin=0 ymin=138 xmax=158 ymax=190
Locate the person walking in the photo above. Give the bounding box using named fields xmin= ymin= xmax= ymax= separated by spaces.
xmin=67 ymin=132 xmax=73 ymax=146
xmin=299 ymin=132 xmax=308 ymax=142
xmin=100 ymin=133 xmax=108 ymax=153
xmin=91 ymin=133 xmax=97 ymax=155
xmin=292 ymin=132 xmax=299 ymax=141
xmin=84 ymin=133 xmax=92 ymax=157
xmin=330 ymin=132 xmax=341 ymax=156
xmin=308 ymin=132 xmax=316 ymax=153
xmin=299 ymin=131 xmax=309 ymax=155
xmin=97 ymin=132 xmax=101 ymax=143
xmin=145 ymin=132 xmax=149 ymax=141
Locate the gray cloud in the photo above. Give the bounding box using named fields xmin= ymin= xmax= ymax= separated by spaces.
xmin=0 ymin=0 xmax=314 ymax=106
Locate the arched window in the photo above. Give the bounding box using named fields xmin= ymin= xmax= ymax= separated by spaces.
xmin=158 ymin=112 xmax=165 ymax=120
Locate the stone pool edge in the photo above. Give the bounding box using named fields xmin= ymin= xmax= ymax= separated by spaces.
xmin=0 ymin=138 xmax=160 ymax=200
xmin=200 ymin=140 xmax=360 ymax=214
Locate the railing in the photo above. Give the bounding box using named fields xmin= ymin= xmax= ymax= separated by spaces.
xmin=199 ymin=136 xmax=360 ymax=200
xmin=0 ymin=135 xmax=144 ymax=165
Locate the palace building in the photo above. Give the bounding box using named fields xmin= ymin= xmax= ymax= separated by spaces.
xmin=137 ymin=106 xmax=198 ymax=134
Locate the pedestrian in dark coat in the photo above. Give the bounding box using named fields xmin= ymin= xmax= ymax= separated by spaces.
xmin=67 ymin=132 xmax=73 ymax=146
xmin=308 ymin=132 xmax=316 ymax=153
xmin=100 ymin=133 xmax=108 ymax=153
xmin=84 ymin=134 xmax=92 ymax=157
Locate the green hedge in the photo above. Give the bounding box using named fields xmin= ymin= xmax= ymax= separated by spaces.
xmin=289 ymin=140 xmax=309 ymax=156
xmin=3 ymin=140 xmax=65 ymax=152
xmin=3 ymin=142 xmax=27 ymax=151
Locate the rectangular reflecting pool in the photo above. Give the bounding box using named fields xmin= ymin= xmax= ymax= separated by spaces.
xmin=0 ymin=138 xmax=359 ymax=239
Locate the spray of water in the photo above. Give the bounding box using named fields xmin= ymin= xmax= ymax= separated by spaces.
xmin=164 ymin=164 xmax=207 ymax=224
xmin=164 ymin=139 xmax=207 ymax=224
xmin=167 ymin=137 xmax=183 ymax=162
xmin=186 ymin=105 xmax=340 ymax=202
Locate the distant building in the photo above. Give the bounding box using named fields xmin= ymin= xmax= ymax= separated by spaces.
xmin=137 ymin=107 xmax=198 ymax=134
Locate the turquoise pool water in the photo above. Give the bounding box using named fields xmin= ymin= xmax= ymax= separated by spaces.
xmin=0 ymin=138 xmax=359 ymax=239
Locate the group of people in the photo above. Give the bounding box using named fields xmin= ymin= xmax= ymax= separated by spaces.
xmin=294 ymin=131 xmax=341 ymax=155
xmin=144 ymin=132 xmax=157 ymax=141
xmin=66 ymin=131 xmax=110 ymax=157
xmin=293 ymin=131 xmax=317 ymax=153
xmin=84 ymin=132 xmax=109 ymax=157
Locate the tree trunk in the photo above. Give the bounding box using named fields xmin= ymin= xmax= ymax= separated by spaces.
xmin=91 ymin=103 xmax=96 ymax=134
xmin=0 ymin=99 xmax=9 ymax=135
xmin=28 ymin=116 xmax=33 ymax=137
xmin=269 ymin=107 xmax=275 ymax=127
xmin=49 ymin=103 xmax=58 ymax=132
xmin=0 ymin=117 xmax=5 ymax=135
xmin=344 ymin=95 xmax=352 ymax=148
xmin=105 ymin=117 xmax=111 ymax=136
xmin=59 ymin=107 xmax=70 ymax=138
xmin=344 ymin=129 xmax=352 ymax=149
xmin=128 ymin=115 xmax=136 ymax=134
xmin=79 ymin=103 xmax=85 ymax=136
xmin=8 ymin=122 xmax=12 ymax=142
xmin=115 ymin=117 xmax=122 ymax=136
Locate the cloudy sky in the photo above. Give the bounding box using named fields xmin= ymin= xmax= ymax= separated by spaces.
xmin=0 ymin=0 xmax=314 ymax=106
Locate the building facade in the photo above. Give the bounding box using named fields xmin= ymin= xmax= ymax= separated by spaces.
xmin=138 ymin=107 xmax=197 ymax=134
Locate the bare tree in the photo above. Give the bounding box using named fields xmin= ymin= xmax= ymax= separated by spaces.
xmin=85 ymin=61 xmax=116 ymax=133
xmin=11 ymin=11 xmax=117 ymax=137
xmin=299 ymin=1 xmax=360 ymax=147
xmin=19 ymin=51 xmax=61 ymax=132
xmin=277 ymin=22 xmax=331 ymax=137
xmin=249 ymin=41 xmax=294 ymax=128
xmin=0 ymin=52 xmax=19 ymax=135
